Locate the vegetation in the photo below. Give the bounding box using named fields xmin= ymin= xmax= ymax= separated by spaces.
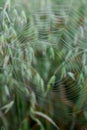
xmin=0 ymin=0 xmax=87 ymax=130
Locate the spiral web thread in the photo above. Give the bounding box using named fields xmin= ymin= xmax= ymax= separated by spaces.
xmin=1 ymin=0 xmax=87 ymax=126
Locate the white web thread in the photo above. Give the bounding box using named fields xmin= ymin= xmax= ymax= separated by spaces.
xmin=1 ymin=0 xmax=87 ymax=121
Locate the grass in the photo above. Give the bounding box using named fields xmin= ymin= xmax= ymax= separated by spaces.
xmin=0 ymin=0 xmax=87 ymax=130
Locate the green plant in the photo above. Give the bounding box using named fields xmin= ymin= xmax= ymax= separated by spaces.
xmin=0 ymin=0 xmax=87 ymax=130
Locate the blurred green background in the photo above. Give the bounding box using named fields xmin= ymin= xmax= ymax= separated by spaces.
xmin=0 ymin=0 xmax=87 ymax=130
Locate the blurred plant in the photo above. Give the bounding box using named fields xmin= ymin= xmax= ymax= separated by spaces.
xmin=0 ymin=0 xmax=87 ymax=130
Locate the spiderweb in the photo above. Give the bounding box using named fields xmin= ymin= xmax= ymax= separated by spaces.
xmin=1 ymin=0 xmax=87 ymax=128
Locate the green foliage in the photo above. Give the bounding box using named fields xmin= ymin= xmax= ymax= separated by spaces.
xmin=0 ymin=0 xmax=87 ymax=130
